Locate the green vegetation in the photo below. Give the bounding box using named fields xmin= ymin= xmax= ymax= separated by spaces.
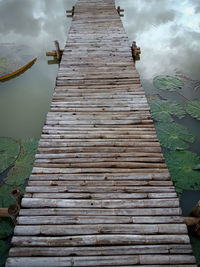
xmin=0 ymin=240 xmax=11 ymax=265
xmin=149 ymin=99 xmax=185 ymax=122
xmin=155 ymin=122 xmax=195 ymax=150
xmin=186 ymin=101 xmax=200 ymax=120
xmin=190 ymin=237 xmax=200 ymax=265
xmin=153 ymin=75 xmax=184 ymax=91
xmin=0 ymin=138 xmax=38 ymax=265
xmin=0 ymin=139 xmax=38 ymax=207
xmin=164 ymin=151 xmax=200 ymax=194
xmin=0 ymin=137 xmax=20 ymax=174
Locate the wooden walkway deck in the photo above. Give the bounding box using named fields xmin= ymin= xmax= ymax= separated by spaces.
xmin=6 ymin=0 xmax=196 ymax=266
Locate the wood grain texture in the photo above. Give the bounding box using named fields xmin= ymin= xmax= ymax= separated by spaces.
xmin=6 ymin=0 xmax=196 ymax=266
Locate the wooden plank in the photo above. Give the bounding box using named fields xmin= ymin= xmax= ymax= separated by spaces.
xmin=9 ymin=244 xmax=193 ymax=257
xmin=11 ymin=234 xmax=191 ymax=247
xmin=21 ymin=198 xmax=180 ymax=208
xmin=6 ymin=255 xmax=196 ymax=267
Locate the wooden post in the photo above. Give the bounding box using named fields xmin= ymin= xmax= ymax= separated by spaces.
xmin=46 ymin=41 xmax=63 ymax=62
xmin=54 ymin=40 xmax=62 ymax=61
xmin=191 ymin=201 xmax=200 ymax=217
xmin=184 ymin=217 xmax=200 ymax=226
xmin=131 ymin=41 xmax=141 ymax=62
xmin=66 ymin=6 xmax=75 ymax=17
xmin=11 ymin=188 xmax=22 ymax=207
xmin=0 ymin=204 xmax=20 ymax=218
xmin=0 ymin=208 xmax=9 ymax=217
xmin=117 ymin=6 xmax=124 ymax=17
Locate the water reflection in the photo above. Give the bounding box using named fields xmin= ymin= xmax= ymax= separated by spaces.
xmin=0 ymin=0 xmax=76 ymax=138
xmin=116 ymin=0 xmax=200 ymax=80
xmin=0 ymin=0 xmax=200 ymax=138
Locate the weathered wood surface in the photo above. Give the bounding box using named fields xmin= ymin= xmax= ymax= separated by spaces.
xmin=6 ymin=0 xmax=196 ymax=266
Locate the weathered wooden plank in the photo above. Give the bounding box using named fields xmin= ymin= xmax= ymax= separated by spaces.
xmin=16 ymin=216 xmax=184 ymax=225
xmin=19 ymin=207 xmax=182 ymax=216
xmin=11 ymin=234 xmax=190 ymax=247
xmin=28 ymin=173 xmax=170 ymax=181
xmin=9 ymin=244 xmax=193 ymax=257
xmin=21 ymin=198 xmax=180 ymax=208
xmin=14 ymin=224 xmax=187 ymax=235
xmin=6 ymin=255 xmax=196 ymax=267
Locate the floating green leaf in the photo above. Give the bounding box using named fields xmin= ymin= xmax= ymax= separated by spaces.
xmin=155 ymin=122 xmax=195 ymax=150
xmin=0 ymin=137 xmax=20 ymax=174
xmin=164 ymin=151 xmax=200 ymax=194
xmin=190 ymin=236 xmax=200 ymax=265
xmin=186 ymin=101 xmax=200 ymax=120
xmin=0 ymin=139 xmax=38 ymax=208
xmin=0 ymin=240 xmax=11 ymax=265
xmin=4 ymin=139 xmax=38 ymax=187
xmin=0 ymin=218 xmax=13 ymax=239
xmin=153 ymin=75 xmax=184 ymax=91
xmin=149 ymin=99 xmax=185 ymax=122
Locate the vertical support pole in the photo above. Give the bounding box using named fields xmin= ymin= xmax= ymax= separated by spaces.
xmin=117 ymin=6 xmax=124 ymax=17
xmin=54 ymin=40 xmax=61 ymax=61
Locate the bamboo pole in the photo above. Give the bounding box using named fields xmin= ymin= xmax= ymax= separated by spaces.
xmin=0 ymin=204 xmax=20 ymax=218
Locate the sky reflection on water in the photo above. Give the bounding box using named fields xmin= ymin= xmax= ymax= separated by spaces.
xmin=0 ymin=0 xmax=200 ymax=138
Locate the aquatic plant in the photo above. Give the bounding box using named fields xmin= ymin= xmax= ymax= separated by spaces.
xmin=0 ymin=240 xmax=10 ymax=265
xmin=190 ymin=236 xmax=200 ymax=265
xmin=0 ymin=137 xmax=20 ymax=174
xmin=149 ymin=98 xmax=185 ymax=122
xmin=186 ymin=101 xmax=200 ymax=120
xmin=153 ymin=75 xmax=184 ymax=91
xmin=155 ymin=122 xmax=195 ymax=150
xmin=164 ymin=151 xmax=200 ymax=194
xmin=0 ymin=138 xmax=38 ymax=264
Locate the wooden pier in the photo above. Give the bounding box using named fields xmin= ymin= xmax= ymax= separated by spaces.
xmin=6 ymin=0 xmax=196 ymax=266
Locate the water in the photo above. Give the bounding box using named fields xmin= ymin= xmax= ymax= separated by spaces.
xmin=0 ymin=0 xmax=76 ymax=138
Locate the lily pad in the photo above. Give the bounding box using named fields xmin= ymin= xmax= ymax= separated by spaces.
xmin=149 ymin=99 xmax=185 ymax=122
xmin=0 ymin=139 xmax=38 ymax=208
xmin=164 ymin=151 xmax=200 ymax=194
xmin=0 ymin=240 xmax=11 ymax=265
xmin=186 ymin=101 xmax=200 ymax=120
xmin=153 ymin=75 xmax=184 ymax=91
xmin=0 ymin=137 xmax=20 ymax=174
xmin=4 ymin=139 xmax=38 ymax=187
xmin=0 ymin=218 xmax=13 ymax=239
xmin=190 ymin=236 xmax=200 ymax=265
xmin=155 ymin=122 xmax=195 ymax=150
